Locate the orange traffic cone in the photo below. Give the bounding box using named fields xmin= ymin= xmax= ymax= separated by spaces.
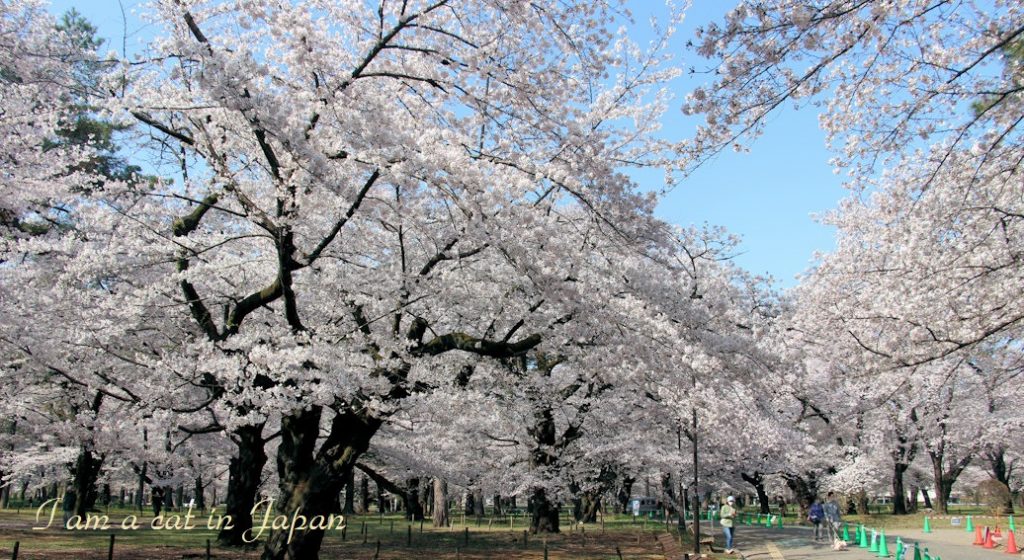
xmin=974 ymin=526 xmax=985 ymax=546
xmin=984 ymin=527 xmax=997 ymax=549
xmin=1006 ymin=530 xmax=1019 ymax=555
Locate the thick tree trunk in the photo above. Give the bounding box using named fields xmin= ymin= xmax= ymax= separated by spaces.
xmin=617 ymin=477 xmax=634 ymax=514
xmin=473 ymin=490 xmax=485 ymax=518
xmin=741 ymin=472 xmax=771 ymax=514
xmin=136 ymin=463 xmax=147 ymax=513
xmin=928 ymin=448 xmax=971 ymax=515
xmin=529 ymin=487 xmax=560 ymax=533
xmin=194 ymin=476 xmax=205 ymax=510
xmin=855 ymin=490 xmax=869 ymax=515
xmin=218 ymin=423 xmax=268 ymax=547
xmin=908 ymin=486 xmax=919 ymax=513
xmin=492 ymin=494 xmax=502 ymax=516
xmin=260 ymin=408 xmax=381 ymax=560
xmin=783 ymin=472 xmax=817 ymax=519
xmin=892 ymin=462 xmax=909 ymax=515
xmin=984 ymin=445 xmax=1015 ymax=514
xmin=71 ymin=446 xmax=103 ymax=517
xmin=432 ymin=479 xmax=449 ymax=527
xmin=578 ymin=493 xmax=601 ymax=523
xmin=660 ymin=473 xmax=677 ymax=517
xmin=358 ymin=475 xmax=370 ymax=514
xmin=342 ymin=469 xmax=355 ymax=515
xmin=922 ymin=487 xmax=932 ymax=509
xmin=404 ymin=478 xmax=424 ymax=521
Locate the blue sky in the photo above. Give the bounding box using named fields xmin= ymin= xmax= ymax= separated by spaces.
xmin=49 ymin=1 xmax=847 ymax=288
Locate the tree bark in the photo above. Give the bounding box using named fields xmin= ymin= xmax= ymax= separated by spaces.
xmin=432 ymin=479 xmax=449 ymax=527
xmin=616 ymin=477 xmax=634 ymax=514
xmin=358 ymin=475 xmax=370 ymax=514
xmin=577 ymin=493 xmax=601 ymax=523
xmin=740 ymin=472 xmax=771 ymax=514
xmin=908 ymin=486 xmax=919 ymax=513
xmin=404 ymin=478 xmax=424 ymax=521
xmin=783 ymin=472 xmax=817 ymax=519
xmin=928 ymin=447 xmax=971 ymax=515
xmin=194 ymin=476 xmax=205 ymax=510
xmin=473 ymin=490 xmax=485 ymax=518
xmin=260 ymin=407 xmax=381 ymax=560
xmin=218 ymin=423 xmax=268 ymax=547
xmin=529 ymin=487 xmax=560 ymax=533
xmin=342 ymin=469 xmax=355 ymax=515
xmin=136 ymin=462 xmax=147 ymax=513
xmin=71 ymin=446 xmax=104 ymax=517
xmin=892 ymin=462 xmax=909 ymax=515
xmin=984 ymin=445 xmax=1015 ymax=514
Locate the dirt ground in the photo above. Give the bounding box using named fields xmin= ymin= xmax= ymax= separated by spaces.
xmin=0 ymin=511 xmax=677 ymax=559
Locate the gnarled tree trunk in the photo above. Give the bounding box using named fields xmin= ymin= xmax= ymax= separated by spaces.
xmin=529 ymin=487 xmax=560 ymax=534
xmin=741 ymin=472 xmax=771 ymax=514
xmin=928 ymin=447 xmax=971 ymax=515
xmin=218 ymin=423 xmax=268 ymax=547
xmin=984 ymin=445 xmax=1015 ymax=514
xmin=261 ymin=407 xmax=381 ymax=560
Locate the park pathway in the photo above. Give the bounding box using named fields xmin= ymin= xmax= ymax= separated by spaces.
xmin=696 ymin=521 xmax=1022 ymax=560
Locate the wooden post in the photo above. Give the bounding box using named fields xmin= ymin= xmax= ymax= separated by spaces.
xmin=390 ymin=519 xmax=394 ymax=533
xmin=407 ymin=524 xmax=412 ymax=546
xmin=420 ymin=518 xmax=424 ymax=533
xmin=616 ymin=546 xmax=624 ymax=560
xmin=205 ymin=539 xmax=211 ymax=560
xmin=372 ymin=539 xmax=380 ymax=560
xmin=11 ymin=541 xmax=19 ymax=560
xmin=523 ymin=529 xmax=528 ymax=548
xmin=464 ymin=526 xmax=469 ymax=546
xmin=107 ymin=534 xmax=115 ymax=560
xmin=342 ymin=526 xmax=347 ymax=541
xmin=361 ymin=520 xmax=366 ymax=535
xmin=544 ymin=544 xmax=549 ymax=560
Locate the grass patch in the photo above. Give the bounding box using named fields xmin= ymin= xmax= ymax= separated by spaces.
xmin=0 ymin=510 xmax=692 ymax=559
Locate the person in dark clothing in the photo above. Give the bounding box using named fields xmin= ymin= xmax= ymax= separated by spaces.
xmin=151 ymin=486 xmax=165 ymax=517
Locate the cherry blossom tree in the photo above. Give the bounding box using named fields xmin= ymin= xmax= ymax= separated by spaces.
xmin=13 ymin=0 xmax=701 ymax=557
xmin=684 ymin=0 xmax=1024 ymax=183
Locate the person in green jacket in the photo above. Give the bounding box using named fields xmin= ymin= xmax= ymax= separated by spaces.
xmin=721 ymin=495 xmax=738 ymax=553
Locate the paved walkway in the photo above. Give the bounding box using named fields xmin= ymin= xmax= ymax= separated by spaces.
xmin=697 ymin=521 xmax=1022 ymax=560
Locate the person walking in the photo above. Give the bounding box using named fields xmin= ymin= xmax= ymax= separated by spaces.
xmin=808 ymin=497 xmax=825 ymax=541
xmin=721 ymin=495 xmax=738 ymax=554
xmin=823 ymin=491 xmax=842 ymax=542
